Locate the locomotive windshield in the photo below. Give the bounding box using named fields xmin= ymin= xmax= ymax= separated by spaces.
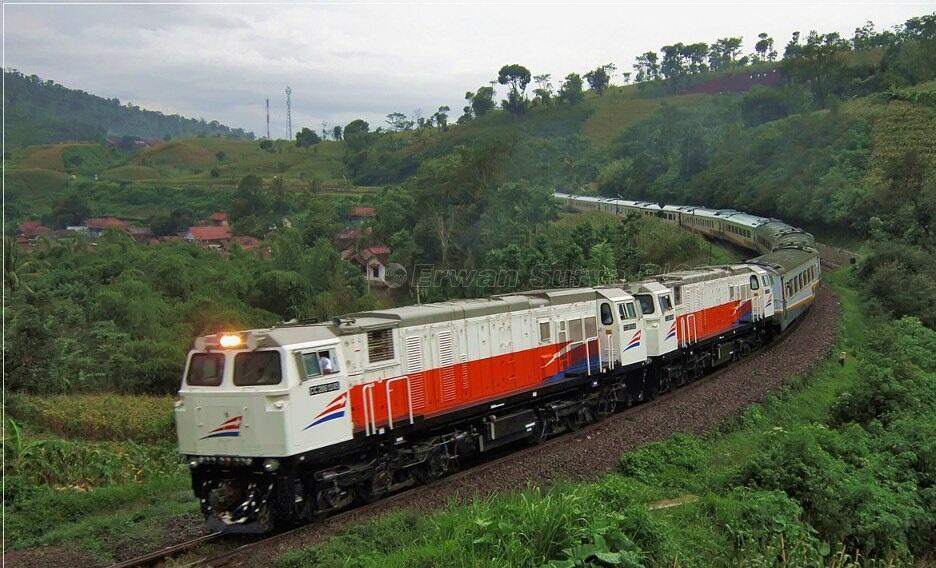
xmin=186 ymin=353 xmax=225 ymax=386
xmin=233 ymin=351 xmax=282 ymax=386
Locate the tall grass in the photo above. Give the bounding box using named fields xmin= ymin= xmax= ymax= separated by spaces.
xmin=8 ymin=393 xmax=175 ymax=442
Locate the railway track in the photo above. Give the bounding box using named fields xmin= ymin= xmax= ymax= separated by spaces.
xmin=112 ymin=314 xmax=807 ymax=568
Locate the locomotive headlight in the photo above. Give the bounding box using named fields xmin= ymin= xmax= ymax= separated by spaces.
xmin=262 ymin=458 xmax=280 ymax=472
xmin=219 ymin=334 xmax=243 ymax=348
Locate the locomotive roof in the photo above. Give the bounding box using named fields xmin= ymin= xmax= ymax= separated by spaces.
xmin=750 ymin=247 xmax=816 ymax=274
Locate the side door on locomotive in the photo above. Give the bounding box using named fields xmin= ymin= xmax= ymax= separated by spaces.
xmin=746 ymin=266 xmax=775 ymax=321
xmin=595 ymin=288 xmax=647 ymax=370
xmin=630 ymin=281 xmax=678 ymax=359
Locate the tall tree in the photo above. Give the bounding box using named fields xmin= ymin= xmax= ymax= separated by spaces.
xmin=466 ymin=86 xmax=496 ymax=118
xmin=633 ymin=51 xmax=660 ymax=83
xmin=532 ymin=74 xmax=554 ymax=106
xmin=332 ymin=125 xmax=343 ymax=140
xmin=386 ymin=112 xmax=414 ymax=131
xmin=498 ymin=64 xmax=532 ymax=115
xmin=432 ymin=105 xmax=450 ymax=130
xmin=557 ymin=73 xmax=584 ymax=104
xmin=295 ymin=127 xmax=321 ymax=148
xmin=754 ymin=33 xmax=777 ymax=62
xmin=343 ymin=119 xmax=369 ymax=139
xmin=584 ymin=64 xmax=614 ymax=95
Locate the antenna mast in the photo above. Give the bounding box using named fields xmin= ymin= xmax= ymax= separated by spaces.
xmin=265 ymin=98 xmax=270 ymax=139
xmin=285 ymin=86 xmax=293 ymax=140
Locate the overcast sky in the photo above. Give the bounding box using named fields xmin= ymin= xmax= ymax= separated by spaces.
xmin=3 ymin=1 xmax=931 ymax=138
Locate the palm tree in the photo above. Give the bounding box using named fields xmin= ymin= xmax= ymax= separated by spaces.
xmin=4 ymin=237 xmax=45 ymax=294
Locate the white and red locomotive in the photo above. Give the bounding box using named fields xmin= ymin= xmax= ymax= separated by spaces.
xmin=176 ymin=196 xmax=820 ymax=532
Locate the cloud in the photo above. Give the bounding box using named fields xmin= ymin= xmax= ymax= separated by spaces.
xmin=4 ymin=2 xmax=927 ymax=137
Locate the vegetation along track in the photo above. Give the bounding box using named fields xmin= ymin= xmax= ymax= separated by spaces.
xmin=116 ymin=283 xmax=841 ymax=568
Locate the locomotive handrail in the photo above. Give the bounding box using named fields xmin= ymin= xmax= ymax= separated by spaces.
xmin=362 ymin=383 xmax=377 ymax=436
xmin=385 ymin=375 xmax=414 ymax=430
xmin=566 ymin=335 xmax=601 ymax=376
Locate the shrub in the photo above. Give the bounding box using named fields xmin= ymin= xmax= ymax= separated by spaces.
xmin=618 ymin=433 xmax=706 ymax=488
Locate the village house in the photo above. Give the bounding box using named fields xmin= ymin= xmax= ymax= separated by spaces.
xmin=18 ymin=220 xmax=53 ymax=241
xmin=349 ymin=206 xmax=376 ymax=224
xmin=208 ymin=212 xmax=228 ymax=226
xmin=355 ymin=245 xmax=392 ymax=284
xmin=85 ymin=217 xmax=129 ymax=237
xmin=185 ymin=225 xmax=231 ymax=249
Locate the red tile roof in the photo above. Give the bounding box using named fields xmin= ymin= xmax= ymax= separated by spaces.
xmin=210 ymin=212 xmax=227 ymax=221
xmin=19 ymin=220 xmax=52 ymax=238
xmin=363 ymin=245 xmax=391 ymax=256
xmin=86 ymin=217 xmax=129 ymax=230
xmin=350 ymin=206 xmax=376 ymax=218
xmin=187 ymin=226 xmax=231 ymax=241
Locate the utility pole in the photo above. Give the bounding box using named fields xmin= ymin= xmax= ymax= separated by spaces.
xmin=265 ymin=98 xmax=271 ymax=139
xmin=285 ymin=86 xmax=293 ymax=140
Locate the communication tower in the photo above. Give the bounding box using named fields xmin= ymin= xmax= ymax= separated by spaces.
xmin=265 ymin=98 xmax=270 ymax=139
xmin=285 ymin=86 xmax=293 ymax=140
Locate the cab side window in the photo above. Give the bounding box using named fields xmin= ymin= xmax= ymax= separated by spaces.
xmin=600 ymin=302 xmax=614 ymax=325
xmin=299 ymin=348 xmax=339 ymax=380
xmin=635 ymin=294 xmax=655 ymax=315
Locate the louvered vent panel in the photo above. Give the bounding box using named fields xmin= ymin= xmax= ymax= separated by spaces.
xmin=460 ymin=354 xmax=469 ymax=392
xmin=405 ymin=336 xmax=426 ymax=409
xmin=438 ymin=330 xmax=456 ymax=402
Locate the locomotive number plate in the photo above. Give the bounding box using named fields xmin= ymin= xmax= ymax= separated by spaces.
xmin=309 ymin=381 xmax=340 ymax=396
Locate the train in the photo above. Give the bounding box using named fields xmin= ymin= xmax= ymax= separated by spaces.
xmin=175 ymin=192 xmax=821 ymax=533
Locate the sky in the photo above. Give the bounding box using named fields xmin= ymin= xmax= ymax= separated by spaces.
xmin=3 ymin=1 xmax=931 ymax=138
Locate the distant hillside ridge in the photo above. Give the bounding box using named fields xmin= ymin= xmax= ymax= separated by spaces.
xmin=3 ymin=69 xmax=255 ymax=147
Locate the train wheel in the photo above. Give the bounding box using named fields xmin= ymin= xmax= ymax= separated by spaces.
xmin=316 ymin=484 xmax=353 ymax=512
xmin=413 ymin=447 xmax=448 ymax=484
xmin=357 ymin=466 xmax=391 ymax=504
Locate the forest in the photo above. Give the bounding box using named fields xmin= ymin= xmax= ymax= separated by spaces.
xmin=3 ymin=70 xmax=254 ymax=146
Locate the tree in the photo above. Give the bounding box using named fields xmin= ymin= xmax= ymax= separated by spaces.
xmin=532 ymin=74 xmax=554 ymax=106
xmin=270 ymin=176 xmax=288 ymax=214
xmin=343 ymin=119 xmax=370 ymax=139
xmin=432 ymin=106 xmax=450 ymax=130
xmin=295 ymin=127 xmax=321 ymax=148
xmin=557 ymin=73 xmax=584 ymax=104
xmin=755 ymin=33 xmax=777 ymax=62
xmin=782 ymin=31 xmax=848 ymax=104
xmin=386 ymin=112 xmax=414 ymax=131
xmin=332 ymin=125 xmax=343 ymax=141
xmin=215 ymin=150 xmax=226 ymax=163
xmin=230 ymin=174 xmax=268 ymax=222
xmin=634 ymin=51 xmax=660 ymax=83
xmin=498 ymin=64 xmax=532 ymax=115
xmin=466 ymin=86 xmax=496 ymax=118
xmin=584 ymin=64 xmax=614 ymax=95
xmin=709 ymin=37 xmax=743 ymax=70
xmin=660 ymin=44 xmax=688 ymax=81
xmin=49 ymin=193 xmax=91 ymax=228
xmin=497 ymin=64 xmax=532 ymax=95
xmin=259 ymin=139 xmax=273 ymax=151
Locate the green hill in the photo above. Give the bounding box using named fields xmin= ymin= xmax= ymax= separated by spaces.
xmin=3 ymin=70 xmax=254 ymax=146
